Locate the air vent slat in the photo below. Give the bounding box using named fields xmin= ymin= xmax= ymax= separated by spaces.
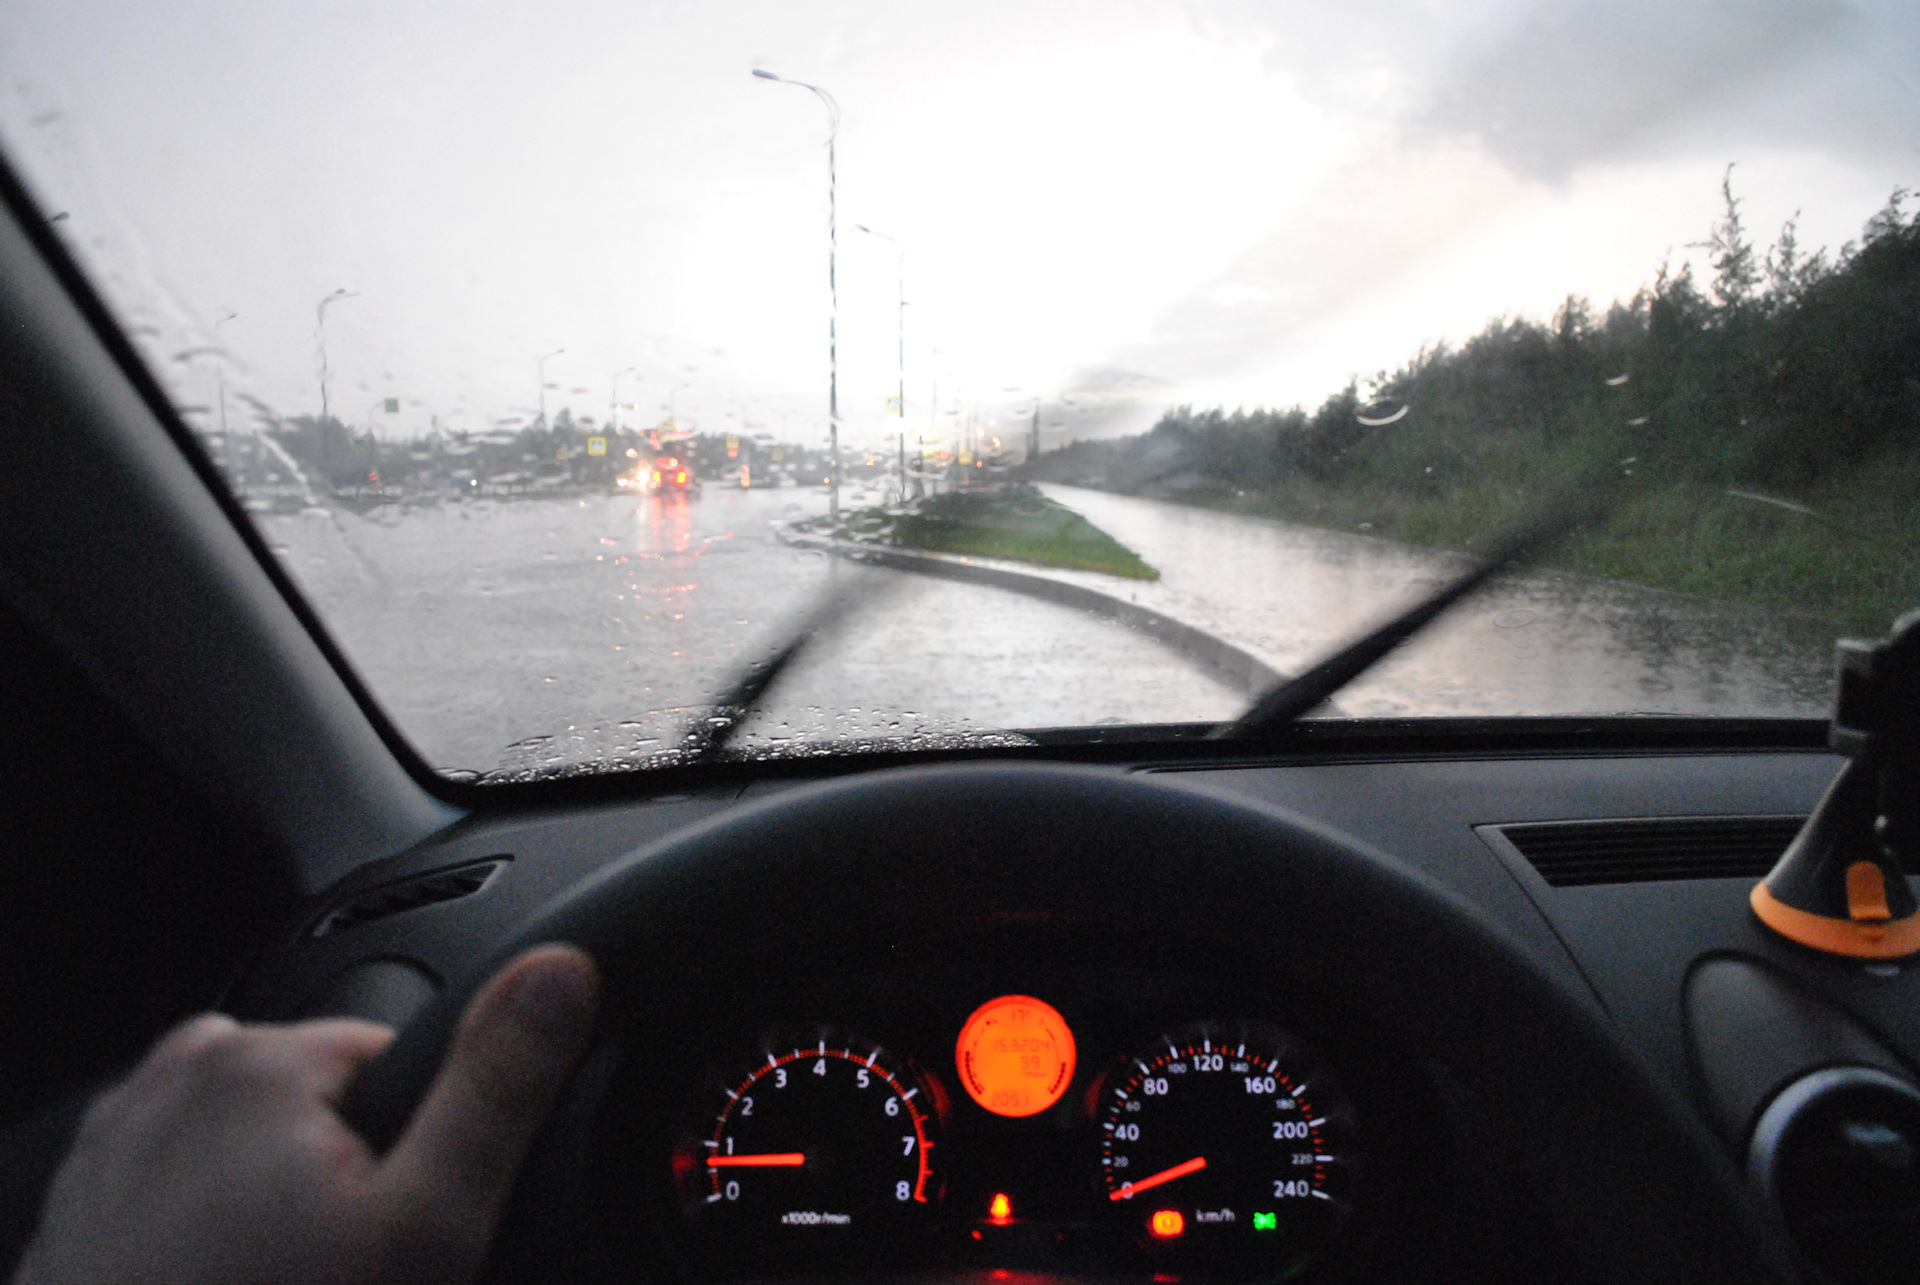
xmin=1498 ymin=817 xmax=1805 ymax=887
xmin=311 ymin=858 xmax=509 ymax=938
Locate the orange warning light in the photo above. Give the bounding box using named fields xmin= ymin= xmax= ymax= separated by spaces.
xmin=1150 ymin=1210 xmax=1185 ymax=1239
xmin=954 ymin=994 xmax=1077 ymax=1117
xmin=988 ymin=1193 xmax=1013 ymax=1224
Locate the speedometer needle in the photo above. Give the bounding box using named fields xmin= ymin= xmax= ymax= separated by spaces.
xmin=1111 ymin=1155 xmax=1206 ymax=1200
xmin=707 ymin=1153 xmax=806 ymax=1167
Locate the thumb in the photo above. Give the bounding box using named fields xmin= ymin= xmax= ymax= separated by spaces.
xmin=376 ymin=944 xmax=599 ymax=1227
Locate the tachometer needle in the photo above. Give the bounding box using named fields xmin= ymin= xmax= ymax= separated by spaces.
xmin=1111 ymin=1155 xmax=1206 ymax=1200
xmin=707 ymin=1153 xmax=806 ymax=1167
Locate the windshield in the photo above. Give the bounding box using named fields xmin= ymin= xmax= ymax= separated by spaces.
xmin=3 ymin=2 xmax=1914 ymax=780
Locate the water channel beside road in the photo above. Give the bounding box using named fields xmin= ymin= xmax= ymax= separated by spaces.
xmin=261 ymin=482 xmax=1833 ymax=779
xmin=1036 ymin=485 xmax=1834 ymax=721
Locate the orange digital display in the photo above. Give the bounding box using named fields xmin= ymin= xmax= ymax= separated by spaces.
xmin=954 ymin=994 xmax=1076 ymax=1117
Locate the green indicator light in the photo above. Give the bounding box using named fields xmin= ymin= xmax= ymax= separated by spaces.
xmin=1253 ymin=1212 xmax=1277 ymax=1231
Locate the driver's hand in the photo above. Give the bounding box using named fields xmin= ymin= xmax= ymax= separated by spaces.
xmin=12 ymin=943 xmax=599 ymax=1285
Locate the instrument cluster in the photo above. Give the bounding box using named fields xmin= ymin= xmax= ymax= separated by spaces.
xmin=592 ymin=970 xmax=1404 ymax=1281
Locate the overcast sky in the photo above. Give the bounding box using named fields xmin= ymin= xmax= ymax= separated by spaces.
xmin=1 ymin=0 xmax=1915 ymax=449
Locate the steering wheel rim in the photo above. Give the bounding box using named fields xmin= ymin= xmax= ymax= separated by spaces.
xmin=343 ymin=760 xmax=1796 ymax=1285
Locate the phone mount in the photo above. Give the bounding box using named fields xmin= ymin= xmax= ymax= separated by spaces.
xmin=1753 ymin=610 xmax=1920 ymax=959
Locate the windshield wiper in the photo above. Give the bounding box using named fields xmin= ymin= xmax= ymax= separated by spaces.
xmin=1211 ymin=494 xmax=1608 ymax=739
xmin=684 ymin=568 xmax=892 ymax=761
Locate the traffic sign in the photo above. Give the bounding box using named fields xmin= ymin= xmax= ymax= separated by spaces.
xmin=587 ymin=437 xmax=607 ymax=456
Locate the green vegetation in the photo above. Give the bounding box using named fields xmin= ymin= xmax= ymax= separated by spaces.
xmin=1025 ymin=174 xmax=1920 ymax=632
xmin=809 ymin=488 xmax=1159 ymax=580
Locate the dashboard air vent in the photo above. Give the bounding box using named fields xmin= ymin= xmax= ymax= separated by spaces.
xmin=311 ymin=859 xmax=507 ymax=938
xmin=1750 ymin=1066 xmax=1920 ymax=1285
xmin=1496 ymin=816 xmax=1805 ymax=887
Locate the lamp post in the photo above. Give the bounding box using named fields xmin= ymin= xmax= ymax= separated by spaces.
xmin=753 ymin=68 xmax=842 ymax=521
xmin=537 ymin=348 xmax=566 ymax=431
xmin=315 ymin=288 xmax=356 ymax=424
xmin=927 ymin=346 xmax=943 ymax=494
xmin=610 ymin=366 xmax=637 ymax=432
xmin=855 ymin=223 xmax=908 ymax=497
xmin=1007 ymin=394 xmax=1043 ymax=464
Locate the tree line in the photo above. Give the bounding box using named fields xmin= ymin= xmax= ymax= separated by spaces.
xmin=1025 ymin=173 xmax=1920 ymax=627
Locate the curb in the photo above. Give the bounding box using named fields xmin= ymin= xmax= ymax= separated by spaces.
xmin=781 ymin=528 xmax=1281 ymax=696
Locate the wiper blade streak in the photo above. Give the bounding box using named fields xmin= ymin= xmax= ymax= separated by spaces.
xmin=1211 ymin=499 xmax=1604 ymax=740
xmin=687 ymin=569 xmax=891 ymax=761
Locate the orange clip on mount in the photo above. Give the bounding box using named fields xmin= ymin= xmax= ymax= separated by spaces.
xmin=1752 ymin=611 xmax=1920 ymax=959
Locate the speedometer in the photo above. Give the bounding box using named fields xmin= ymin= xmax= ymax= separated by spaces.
xmin=1098 ymin=1023 xmax=1359 ymax=1274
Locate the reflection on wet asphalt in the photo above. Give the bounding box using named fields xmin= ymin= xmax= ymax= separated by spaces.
xmin=1037 ymin=485 xmax=1835 ymax=720
xmin=264 ymin=487 xmax=1242 ymax=774
xmin=264 ymin=483 xmax=1833 ymax=776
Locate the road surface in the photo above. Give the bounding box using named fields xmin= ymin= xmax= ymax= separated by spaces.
xmin=262 ymin=486 xmax=1243 ymax=776
xmin=260 ymin=482 xmax=1831 ymax=778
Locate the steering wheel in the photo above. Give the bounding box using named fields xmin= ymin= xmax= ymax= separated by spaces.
xmin=343 ymin=761 xmax=1797 ymax=1284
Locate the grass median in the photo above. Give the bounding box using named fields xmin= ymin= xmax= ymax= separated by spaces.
xmin=803 ymin=487 xmax=1159 ymax=581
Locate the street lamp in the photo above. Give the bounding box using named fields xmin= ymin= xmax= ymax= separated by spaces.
xmin=537 ymin=347 xmax=566 ymax=430
xmin=315 ymin=288 xmax=356 ymax=424
xmin=668 ymin=380 xmax=692 ymax=426
xmin=856 ymin=223 xmax=908 ymax=494
xmin=1002 ymin=392 xmax=1043 ymax=464
xmin=610 ymin=365 xmax=638 ymax=432
xmin=753 ymin=67 xmax=842 ymax=521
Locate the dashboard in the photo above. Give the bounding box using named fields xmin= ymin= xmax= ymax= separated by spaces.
xmin=214 ymin=738 xmax=1920 ymax=1285
xmin=598 ymin=970 xmax=1399 ymax=1281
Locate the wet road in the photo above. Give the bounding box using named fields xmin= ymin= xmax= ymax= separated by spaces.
xmin=264 ymin=482 xmax=1831 ymax=777
xmin=264 ymin=485 xmax=1242 ymax=775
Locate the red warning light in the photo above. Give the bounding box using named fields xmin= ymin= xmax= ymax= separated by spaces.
xmin=987 ymin=1193 xmax=1013 ymax=1224
xmin=1149 ymin=1209 xmax=1185 ymax=1239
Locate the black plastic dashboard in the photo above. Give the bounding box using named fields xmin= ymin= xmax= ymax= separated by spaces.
xmin=593 ymin=965 xmax=1406 ymax=1282
xmin=227 ymin=742 xmax=1920 ymax=1284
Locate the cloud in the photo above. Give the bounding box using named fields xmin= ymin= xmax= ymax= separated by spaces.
xmin=1075 ymin=0 xmax=1919 ymax=415
xmin=1204 ymin=0 xmax=1906 ymax=178
xmin=1103 ymin=134 xmax=1533 ymax=383
xmin=1409 ymin=0 xmax=1874 ymax=178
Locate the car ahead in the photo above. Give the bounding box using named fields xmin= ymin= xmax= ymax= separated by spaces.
xmin=1 ymin=7 xmax=1916 ymax=1285
xmin=647 ymin=454 xmax=697 ymax=492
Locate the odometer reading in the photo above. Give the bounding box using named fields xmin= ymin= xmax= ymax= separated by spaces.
xmin=955 ymin=994 xmax=1077 ymax=1117
xmin=685 ymin=1039 xmax=939 ymax=1261
xmin=1099 ymin=1024 xmax=1357 ymax=1272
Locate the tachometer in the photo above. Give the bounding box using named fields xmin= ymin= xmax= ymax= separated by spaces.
xmin=1098 ymin=1023 xmax=1358 ymax=1273
xmin=678 ymin=1037 xmax=944 ymax=1264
